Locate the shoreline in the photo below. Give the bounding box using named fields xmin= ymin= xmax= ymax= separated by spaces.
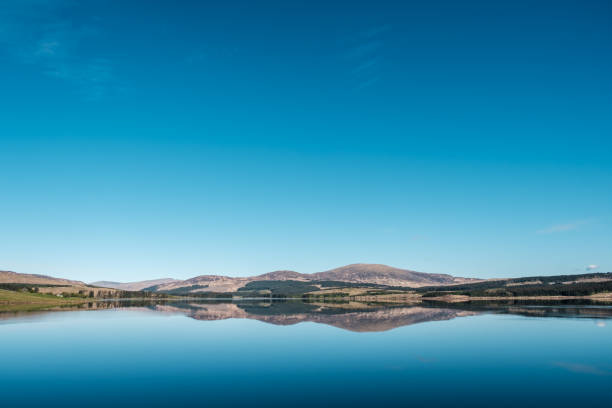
xmin=3 ymin=288 xmax=612 ymax=312
xmin=352 ymin=294 xmax=612 ymax=303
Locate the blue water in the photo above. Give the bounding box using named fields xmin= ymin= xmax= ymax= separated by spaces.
xmin=1 ymin=302 xmax=610 ymax=407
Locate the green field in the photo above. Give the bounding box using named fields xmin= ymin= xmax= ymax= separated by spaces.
xmin=0 ymin=289 xmax=90 ymax=311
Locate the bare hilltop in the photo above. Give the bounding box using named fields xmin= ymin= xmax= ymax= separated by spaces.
xmin=91 ymin=263 xmax=476 ymax=294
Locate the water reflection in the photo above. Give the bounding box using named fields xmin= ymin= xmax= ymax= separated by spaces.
xmin=2 ymin=299 xmax=612 ymax=331
xmin=155 ymin=302 xmax=478 ymax=332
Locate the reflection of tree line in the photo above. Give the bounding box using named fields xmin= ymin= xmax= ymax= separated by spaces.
xmin=421 ymin=299 xmax=612 ymax=319
xmin=93 ymin=290 xmax=170 ymax=299
xmin=45 ymin=299 xmax=179 ymax=310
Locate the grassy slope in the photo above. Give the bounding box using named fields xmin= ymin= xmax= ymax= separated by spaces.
xmin=155 ymin=275 xmax=612 ymax=301
xmin=233 ymin=276 xmax=612 ymax=301
xmin=0 ymin=289 xmax=89 ymax=310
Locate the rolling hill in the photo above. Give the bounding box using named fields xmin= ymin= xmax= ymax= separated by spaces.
xmin=0 ymin=270 xmax=85 ymax=286
xmin=91 ymin=278 xmax=180 ymax=291
xmin=93 ymin=263 xmax=476 ymax=294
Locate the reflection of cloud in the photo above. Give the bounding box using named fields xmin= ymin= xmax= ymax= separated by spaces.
xmin=416 ymin=356 xmax=436 ymax=363
xmin=553 ymin=361 xmax=610 ymax=376
xmin=596 ymin=321 xmax=606 ymax=327
xmin=536 ymin=219 xmax=593 ymax=234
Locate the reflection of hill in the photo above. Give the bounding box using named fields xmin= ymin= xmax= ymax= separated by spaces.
xmin=254 ymin=307 xmax=477 ymax=332
xmin=153 ymin=302 xmax=478 ymax=332
xmin=2 ymin=300 xmax=611 ymax=330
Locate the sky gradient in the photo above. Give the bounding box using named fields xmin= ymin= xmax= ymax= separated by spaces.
xmin=1 ymin=0 xmax=611 ymax=282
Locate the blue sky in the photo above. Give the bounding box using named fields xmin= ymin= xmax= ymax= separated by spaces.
xmin=1 ymin=0 xmax=610 ymax=282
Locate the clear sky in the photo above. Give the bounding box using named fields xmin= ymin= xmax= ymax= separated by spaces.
xmin=1 ymin=0 xmax=610 ymax=282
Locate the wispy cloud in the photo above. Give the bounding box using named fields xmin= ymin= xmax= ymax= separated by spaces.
xmin=354 ymin=75 xmax=380 ymax=90
xmin=35 ymin=39 xmax=61 ymax=56
xmin=553 ymin=362 xmax=610 ymax=376
xmin=343 ymin=24 xmax=390 ymax=91
xmin=536 ymin=219 xmax=593 ymax=234
xmin=585 ymin=264 xmax=599 ymax=271
xmin=361 ymin=24 xmax=391 ymax=39
xmin=346 ymin=40 xmax=383 ymax=59
xmin=0 ymin=0 xmax=117 ymax=100
xmin=185 ymin=45 xmax=238 ymax=65
xmin=351 ymin=57 xmax=379 ymax=75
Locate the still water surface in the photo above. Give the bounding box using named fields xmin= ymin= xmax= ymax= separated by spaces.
xmin=1 ymin=300 xmax=611 ymax=407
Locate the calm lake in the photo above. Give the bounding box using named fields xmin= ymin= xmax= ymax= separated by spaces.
xmin=1 ymin=300 xmax=611 ymax=407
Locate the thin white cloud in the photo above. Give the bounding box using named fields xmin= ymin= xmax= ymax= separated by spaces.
xmin=536 ymin=219 xmax=593 ymax=234
xmin=352 ymin=57 xmax=379 ymax=75
xmin=553 ymin=362 xmax=609 ymax=376
xmin=361 ymin=24 xmax=391 ymax=39
xmin=345 ymin=40 xmax=383 ymax=59
xmin=343 ymin=25 xmax=390 ymax=91
xmin=354 ymin=75 xmax=380 ymax=90
xmin=586 ymin=264 xmax=599 ymax=271
xmin=35 ymin=39 xmax=60 ymax=56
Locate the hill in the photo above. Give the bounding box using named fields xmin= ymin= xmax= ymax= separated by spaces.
xmin=416 ymin=272 xmax=612 ymax=299
xmin=91 ymin=278 xmax=179 ymax=291
xmin=94 ymin=263 xmax=476 ymax=294
xmin=0 ymin=271 xmax=171 ymax=301
xmin=0 ymin=270 xmax=85 ymax=286
xmin=311 ymin=264 xmax=466 ymax=286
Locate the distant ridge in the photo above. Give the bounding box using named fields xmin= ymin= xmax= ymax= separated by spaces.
xmin=0 ymin=270 xmax=85 ymax=286
xmin=91 ymin=278 xmax=180 ymax=292
xmin=311 ymin=264 xmax=459 ymax=286
xmin=90 ymin=264 xmax=476 ymax=293
xmin=4 ymin=267 xmax=611 ymax=300
xmin=254 ymin=270 xmax=306 ymax=281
